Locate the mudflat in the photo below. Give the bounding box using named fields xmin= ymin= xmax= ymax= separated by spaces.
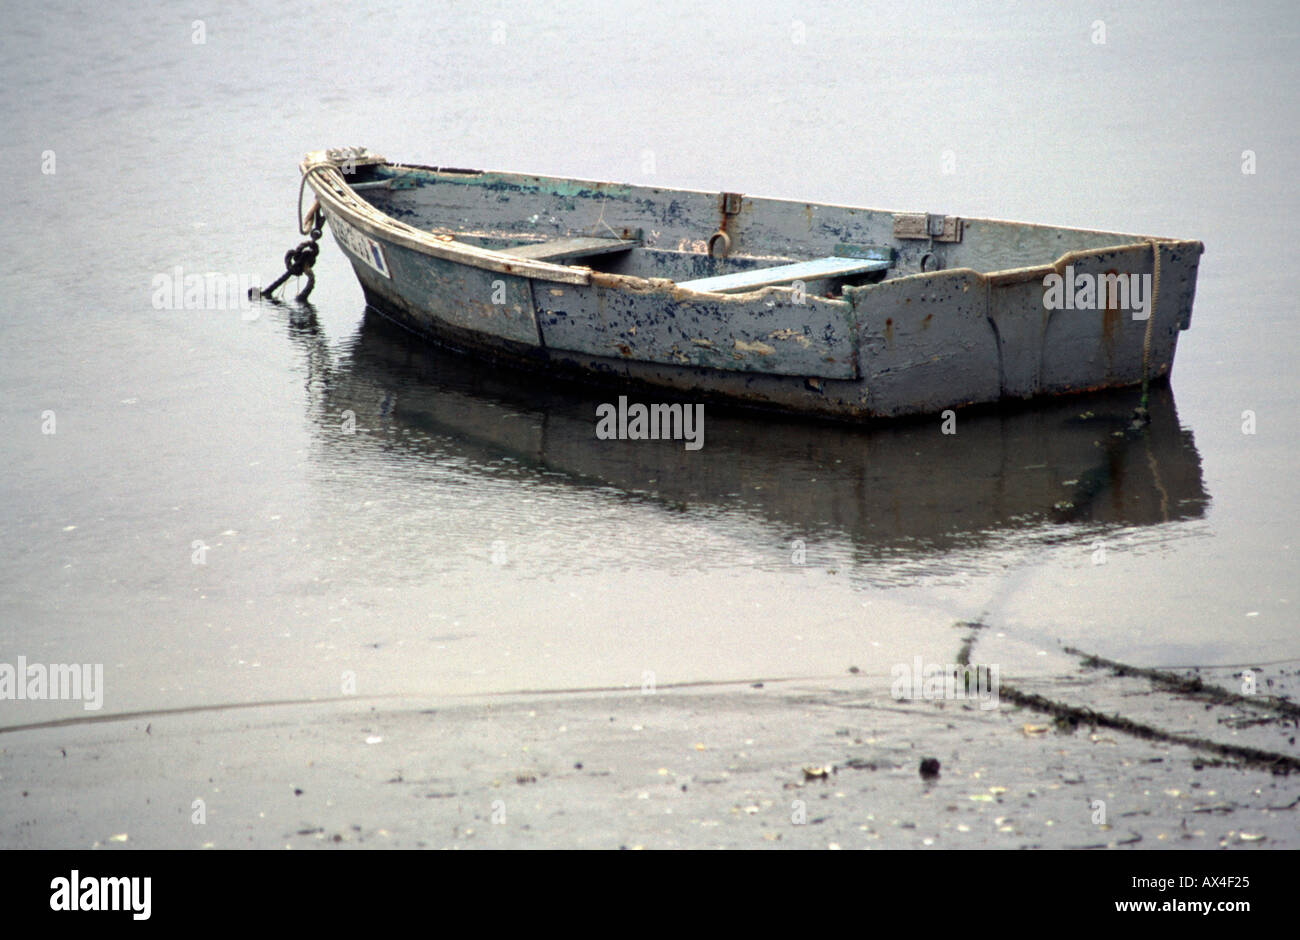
xmin=3 ymin=655 xmax=1294 ymax=850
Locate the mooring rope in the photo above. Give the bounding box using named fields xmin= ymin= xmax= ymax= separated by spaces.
xmin=297 ymin=163 xmax=334 ymax=235
xmin=590 ymin=192 xmax=623 ymax=240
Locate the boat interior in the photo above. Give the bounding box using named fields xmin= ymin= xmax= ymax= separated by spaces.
xmin=340 ymin=159 xmax=1162 ymax=297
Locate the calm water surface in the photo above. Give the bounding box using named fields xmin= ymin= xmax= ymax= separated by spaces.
xmin=1 ymin=1 xmax=1296 ymax=722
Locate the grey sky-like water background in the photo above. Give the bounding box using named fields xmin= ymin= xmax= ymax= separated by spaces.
xmin=1 ymin=1 xmax=1296 ymax=723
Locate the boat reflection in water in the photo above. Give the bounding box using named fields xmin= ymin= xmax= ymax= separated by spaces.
xmin=287 ymin=307 xmax=1209 ymax=576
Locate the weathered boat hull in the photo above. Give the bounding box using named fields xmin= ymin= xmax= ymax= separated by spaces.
xmin=301 ymin=148 xmax=1203 ymax=420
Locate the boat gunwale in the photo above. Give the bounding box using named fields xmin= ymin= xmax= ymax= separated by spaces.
xmin=301 ymin=153 xmax=1205 ymax=299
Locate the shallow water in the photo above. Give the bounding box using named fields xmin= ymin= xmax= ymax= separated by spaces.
xmin=1 ymin=0 xmax=1296 ymax=722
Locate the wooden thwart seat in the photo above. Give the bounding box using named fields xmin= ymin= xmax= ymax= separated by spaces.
xmin=504 ymin=236 xmax=639 ymax=263
xmin=677 ymin=255 xmax=891 ymax=294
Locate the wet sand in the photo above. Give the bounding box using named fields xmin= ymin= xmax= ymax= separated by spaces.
xmin=3 ymin=656 xmax=1295 ymax=849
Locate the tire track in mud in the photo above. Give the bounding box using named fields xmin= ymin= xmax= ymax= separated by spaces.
xmin=1063 ymin=648 xmax=1300 ymax=719
xmin=995 ymin=684 xmax=1300 ymax=774
xmin=957 ymin=622 xmax=1300 ymax=774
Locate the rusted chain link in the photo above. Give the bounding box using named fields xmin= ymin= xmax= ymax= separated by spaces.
xmin=267 ymin=239 xmax=319 ymax=302
xmin=248 ymin=169 xmax=328 ymax=303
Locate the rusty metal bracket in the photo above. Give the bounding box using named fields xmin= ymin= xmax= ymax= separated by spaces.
xmin=709 ymin=192 xmax=744 ymax=257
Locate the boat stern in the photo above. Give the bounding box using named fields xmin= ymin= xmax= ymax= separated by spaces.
xmin=845 ymin=238 xmax=1204 ymax=416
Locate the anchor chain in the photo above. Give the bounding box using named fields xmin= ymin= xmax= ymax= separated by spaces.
xmin=249 ymin=203 xmax=325 ymax=304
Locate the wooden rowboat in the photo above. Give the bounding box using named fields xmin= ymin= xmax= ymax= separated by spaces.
xmin=299 ymin=146 xmax=1203 ymax=420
